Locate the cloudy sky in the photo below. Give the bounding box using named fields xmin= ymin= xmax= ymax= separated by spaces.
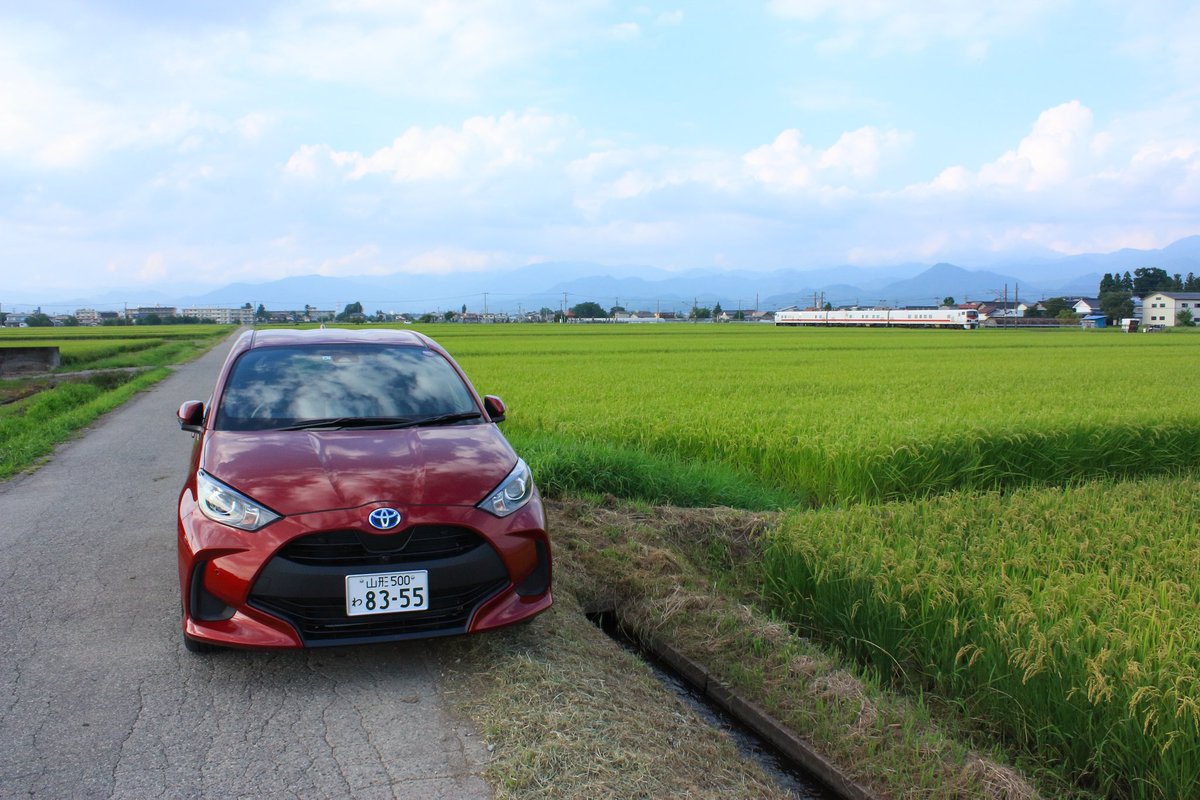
xmin=2 ymin=0 xmax=1198 ymax=304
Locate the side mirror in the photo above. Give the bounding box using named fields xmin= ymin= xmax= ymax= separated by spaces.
xmin=178 ymin=401 xmax=205 ymax=433
xmin=483 ymin=395 xmax=506 ymax=423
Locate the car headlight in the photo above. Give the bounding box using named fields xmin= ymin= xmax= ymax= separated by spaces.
xmin=196 ymin=469 xmax=281 ymax=531
xmin=479 ymin=458 xmax=534 ymax=518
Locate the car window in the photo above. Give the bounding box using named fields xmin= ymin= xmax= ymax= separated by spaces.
xmin=215 ymin=344 xmax=478 ymax=431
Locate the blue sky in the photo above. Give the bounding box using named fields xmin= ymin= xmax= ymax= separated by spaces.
xmin=2 ymin=0 xmax=1198 ymax=302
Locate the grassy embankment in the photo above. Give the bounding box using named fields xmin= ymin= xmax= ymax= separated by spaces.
xmin=0 ymin=326 xmax=233 ymax=478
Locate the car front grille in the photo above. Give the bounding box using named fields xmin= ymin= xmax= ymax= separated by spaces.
xmin=248 ymin=526 xmax=510 ymax=645
xmin=277 ymin=525 xmax=484 ymax=566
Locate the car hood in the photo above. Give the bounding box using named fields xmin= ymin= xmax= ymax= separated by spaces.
xmin=199 ymin=425 xmax=517 ymax=515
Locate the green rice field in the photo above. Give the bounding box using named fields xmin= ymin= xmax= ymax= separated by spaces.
xmin=0 ymin=325 xmax=233 ymax=476
xmin=423 ymin=324 xmax=1200 ymax=508
xmin=764 ymin=477 xmax=1200 ymax=799
xmin=0 ymin=325 xmax=233 ymax=371
xmin=403 ymin=321 xmax=1197 ymax=798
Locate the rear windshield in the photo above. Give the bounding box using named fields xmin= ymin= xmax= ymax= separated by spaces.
xmin=215 ymin=344 xmax=478 ymax=431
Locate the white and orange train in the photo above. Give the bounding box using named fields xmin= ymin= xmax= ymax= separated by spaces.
xmin=774 ymin=307 xmax=979 ymax=330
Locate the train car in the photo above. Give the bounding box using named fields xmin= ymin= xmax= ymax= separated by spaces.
xmin=775 ymin=308 xmax=979 ymax=329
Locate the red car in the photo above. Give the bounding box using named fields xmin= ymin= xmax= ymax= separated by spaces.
xmin=176 ymin=327 xmax=551 ymax=651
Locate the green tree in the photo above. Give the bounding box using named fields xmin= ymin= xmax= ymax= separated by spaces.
xmin=609 ymin=305 xmax=626 ymax=316
xmin=138 ymin=313 xmax=162 ymax=325
xmin=689 ymin=306 xmax=712 ymax=320
xmin=1178 ymin=309 xmax=1196 ymax=327
xmin=942 ymin=296 xmax=955 ymax=307
xmin=713 ymin=302 xmax=723 ymax=318
xmin=62 ymin=316 xmax=80 ymax=326
xmin=1098 ymin=274 xmax=1117 ymax=294
xmin=255 ymin=303 xmax=268 ymax=320
xmin=571 ymin=301 xmax=606 ymax=318
xmin=1133 ymin=267 xmax=1173 ymax=295
xmin=26 ymin=312 xmax=53 ymax=327
xmin=1120 ymin=271 xmax=1134 ymax=291
xmin=1099 ymin=291 xmax=1134 ymax=322
xmin=1040 ymin=297 xmax=1070 ymax=318
xmin=1056 ymin=309 xmax=1080 ymax=324
xmin=336 ymin=301 xmax=365 ymax=322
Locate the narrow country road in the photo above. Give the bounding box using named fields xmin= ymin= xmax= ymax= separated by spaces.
xmin=0 ymin=333 xmax=491 ymax=799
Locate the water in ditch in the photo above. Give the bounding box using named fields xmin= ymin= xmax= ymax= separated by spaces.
xmin=588 ymin=611 xmax=837 ymax=800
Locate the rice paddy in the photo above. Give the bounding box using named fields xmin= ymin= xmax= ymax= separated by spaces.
xmin=425 ymin=324 xmax=1200 ymax=507
xmin=764 ymin=478 xmax=1200 ymax=799
xmin=408 ymin=321 xmax=1199 ymax=797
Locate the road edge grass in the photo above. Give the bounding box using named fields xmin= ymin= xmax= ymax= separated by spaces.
xmin=0 ymin=330 xmax=231 ymax=481
xmin=0 ymin=368 xmax=171 ymax=480
xmin=442 ymin=497 xmax=1093 ymax=800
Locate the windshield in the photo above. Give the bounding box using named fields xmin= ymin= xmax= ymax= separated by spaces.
xmin=214 ymin=344 xmax=479 ymax=432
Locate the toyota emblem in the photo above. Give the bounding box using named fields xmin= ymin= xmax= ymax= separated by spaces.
xmin=368 ymin=507 xmax=402 ymax=530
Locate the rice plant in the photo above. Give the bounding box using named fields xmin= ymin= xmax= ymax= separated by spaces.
xmin=763 ymin=477 xmax=1200 ymax=799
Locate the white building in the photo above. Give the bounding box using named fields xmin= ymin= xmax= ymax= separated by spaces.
xmin=183 ymin=306 xmax=255 ymax=325
xmin=1142 ymin=292 xmax=1200 ymax=327
xmin=74 ymin=308 xmax=101 ymax=326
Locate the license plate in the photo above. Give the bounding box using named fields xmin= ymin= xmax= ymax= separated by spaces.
xmin=345 ymin=570 xmax=429 ymax=616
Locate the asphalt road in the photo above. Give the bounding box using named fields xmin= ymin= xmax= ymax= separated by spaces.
xmin=0 ymin=333 xmax=491 ymax=799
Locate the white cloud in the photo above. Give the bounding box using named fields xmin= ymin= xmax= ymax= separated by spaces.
xmin=977 ymin=100 xmax=1093 ymax=190
xmin=566 ymin=145 xmax=740 ymax=215
xmin=610 ymin=22 xmax=642 ymax=40
xmin=294 ymin=110 xmax=576 ymax=183
xmin=253 ymin=0 xmax=607 ymax=99
xmin=317 ymin=244 xmax=383 ymax=276
xmin=0 ymin=35 xmax=263 ymax=169
xmin=743 ymin=126 xmax=908 ymax=188
xmin=656 ymin=10 xmax=684 ymax=26
xmin=401 ymin=247 xmax=506 ymax=274
xmin=743 ymin=130 xmax=816 ymax=188
xmin=768 ymin=0 xmax=1065 ymax=54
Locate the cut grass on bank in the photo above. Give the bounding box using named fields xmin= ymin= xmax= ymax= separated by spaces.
xmin=440 ymin=498 xmax=1085 ymax=800
xmin=441 ymin=596 xmax=787 ymax=800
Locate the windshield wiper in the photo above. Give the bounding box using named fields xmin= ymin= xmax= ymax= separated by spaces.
xmin=407 ymin=411 xmax=482 ymax=428
xmin=275 ymin=411 xmax=481 ymax=431
xmin=276 ymin=416 xmax=415 ymax=431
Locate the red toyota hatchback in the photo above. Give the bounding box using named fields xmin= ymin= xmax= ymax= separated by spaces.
xmin=176 ymin=327 xmax=551 ymax=651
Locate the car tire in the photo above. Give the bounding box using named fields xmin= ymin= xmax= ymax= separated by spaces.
xmin=183 ymin=631 xmax=221 ymax=654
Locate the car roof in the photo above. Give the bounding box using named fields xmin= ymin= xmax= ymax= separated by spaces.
xmin=247 ymin=327 xmax=432 ymax=349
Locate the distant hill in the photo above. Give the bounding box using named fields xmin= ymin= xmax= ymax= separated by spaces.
xmin=23 ymin=236 xmax=1200 ymax=314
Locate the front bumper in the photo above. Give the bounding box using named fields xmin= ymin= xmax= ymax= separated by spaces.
xmin=178 ymin=493 xmax=552 ymax=649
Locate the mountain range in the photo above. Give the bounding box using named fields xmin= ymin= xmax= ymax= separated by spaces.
xmin=19 ymin=236 xmax=1200 ymax=315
